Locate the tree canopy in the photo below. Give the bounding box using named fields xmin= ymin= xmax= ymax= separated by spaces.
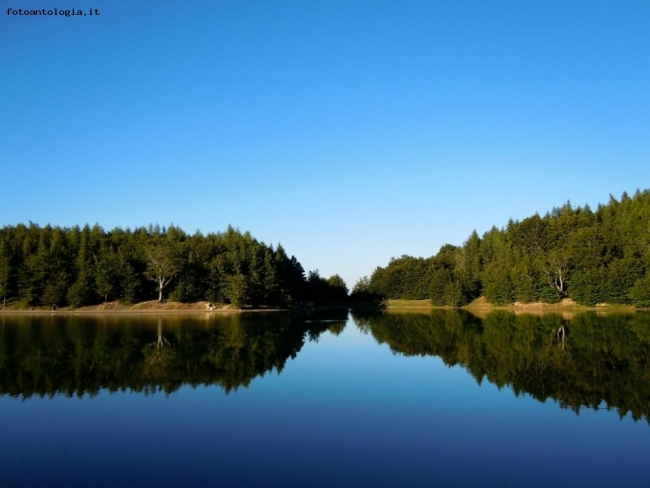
xmin=367 ymin=188 xmax=650 ymax=307
xmin=0 ymin=224 xmax=348 ymax=308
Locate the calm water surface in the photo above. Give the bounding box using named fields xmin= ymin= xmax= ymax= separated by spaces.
xmin=1 ymin=310 xmax=649 ymax=487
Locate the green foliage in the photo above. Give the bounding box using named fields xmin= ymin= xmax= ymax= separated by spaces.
xmin=301 ymin=270 xmax=350 ymax=303
xmin=225 ymin=273 xmax=249 ymax=308
xmin=119 ymin=262 xmax=141 ymax=303
xmin=369 ymin=255 xmax=432 ymax=300
xmin=482 ymin=263 xmax=514 ymax=305
xmin=350 ymin=276 xmax=383 ymax=302
xmin=442 ymin=279 xmax=463 ymax=307
xmin=568 ymin=268 xmax=604 ymax=306
xmin=168 ymin=282 xmax=188 ymax=302
xmin=509 ymin=262 xmax=536 ymax=302
xmin=42 ymin=272 xmax=68 ymax=306
xmin=67 ymin=274 xmax=97 ymax=308
xmin=429 ymin=269 xmax=450 ymax=306
xmin=629 ymin=273 xmax=650 ymax=307
xmin=144 ymin=242 xmax=181 ymax=302
xmin=368 ymin=188 xmax=650 ymax=307
xmin=95 ymin=250 xmax=118 ymax=302
xmin=0 ymin=223 xmax=322 ymax=308
xmin=326 ymin=274 xmax=349 ymax=302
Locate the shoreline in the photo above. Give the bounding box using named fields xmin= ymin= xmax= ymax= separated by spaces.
xmin=0 ymin=309 xmax=286 ymax=316
xmin=0 ymin=300 xmax=288 ymax=316
xmin=1 ymin=297 xmax=644 ymax=316
xmin=382 ymin=297 xmax=641 ymax=314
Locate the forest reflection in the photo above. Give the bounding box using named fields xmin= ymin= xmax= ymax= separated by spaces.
xmin=0 ymin=310 xmax=347 ymax=398
xmin=2 ymin=310 xmax=650 ymax=424
xmin=351 ymin=309 xmax=650 ymax=423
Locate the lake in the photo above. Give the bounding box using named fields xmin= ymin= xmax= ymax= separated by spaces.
xmin=1 ymin=309 xmax=649 ymax=487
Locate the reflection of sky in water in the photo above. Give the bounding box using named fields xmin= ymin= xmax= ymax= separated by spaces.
xmin=1 ymin=318 xmax=649 ymax=487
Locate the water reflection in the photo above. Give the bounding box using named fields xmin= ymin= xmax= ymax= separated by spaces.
xmin=2 ymin=309 xmax=649 ymax=487
xmin=2 ymin=309 xmax=650 ymax=424
xmin=351 ymin=309 xmax=650 ymax=422
xmin=0 ymin=310 xmax=347 ymax=398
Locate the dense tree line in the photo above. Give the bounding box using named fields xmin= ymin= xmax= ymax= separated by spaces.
xmin=367 ymin=189 xmax=650 ymax=307
xmin=0 ymin=223 xmax=348 ymax=308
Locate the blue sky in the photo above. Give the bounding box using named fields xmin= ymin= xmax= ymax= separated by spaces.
xmin=1 ymin=0 xmax=648 ymax=288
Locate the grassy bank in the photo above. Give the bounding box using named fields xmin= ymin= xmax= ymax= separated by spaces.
xmin=382 ymin=297 xmax=639 ymax=314
xmin=0 ymin=300 xmax=284 ymax=315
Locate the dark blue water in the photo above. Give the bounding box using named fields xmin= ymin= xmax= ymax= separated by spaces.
xmin=1 ymin=311 xmax=649 ymax=487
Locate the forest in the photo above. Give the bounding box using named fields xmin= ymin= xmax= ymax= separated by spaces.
xmin=0 ymin=224 xmax=349 ymax=308
xmin=362 ymin=189 xmax=650 ymax=307
xmin=3 ymin=188 xmax=650 ymax=309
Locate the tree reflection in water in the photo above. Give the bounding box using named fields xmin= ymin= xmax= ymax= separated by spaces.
xmin=351 ymin=309 xmax=650 ymax=423
xmin=2 ymin=309 xmax=648 ymax=424
xmin=0 ymin=312 xmax=340 ymax=398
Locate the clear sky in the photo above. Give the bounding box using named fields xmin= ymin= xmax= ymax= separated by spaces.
xmin=1 ymin=0 xmax=648 ymax=288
